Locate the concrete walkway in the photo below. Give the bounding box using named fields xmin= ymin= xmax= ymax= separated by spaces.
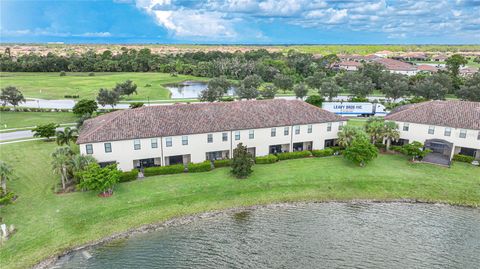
xmin=0 ymin=127 xmax=68 ymax=142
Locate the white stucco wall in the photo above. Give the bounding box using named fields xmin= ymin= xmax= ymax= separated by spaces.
xmin=79 ymin=121 xmax=346 ymax=171
xmin=394 ymin=121 xmax=480 ymax=159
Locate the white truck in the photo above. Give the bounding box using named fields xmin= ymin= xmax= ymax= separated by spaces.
xmin=322 ymin=102 xmax=387 ymax=117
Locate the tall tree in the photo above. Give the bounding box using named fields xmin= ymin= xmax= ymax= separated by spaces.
xmin=319 ymin=78 xmax=341 ymax=101
xmin=379 ymin=72 xmax=410 ymax=101
xmin=0 ymin=86 xmax=26 ymax=110
xmin=455 ymin=73 xmax=480 ymax=101
xmin=337 ymin=126 xmax=368 ymax=148
xmin=55 ymin=127 xmax=78 ymax=146
xmin=305 ymin=71 xmax=326 ymax=91
xmin=446 ymin=54 xmax=468 ymax=90
xmin=382 ymin=121 xmax=400 ymax=150
xmin=231 ymin=143 xmax=254 ymax=179
xmin=207 ymin=76 xmax=231 ymax=94
xmin=96 ymin=88 xmax=120 ymax=108
xmin=236 ymin=75 xmax=262 ymax=99
xmin=260 ymin=85 xmax=277 ymax=99
xmin=293 ymin=83 xmax=308 ymax=99
xmin=0 ymin=161 xmax=14 ymax=195
xmin=199 ymin=86 xmax=225 ymax=102
xmin=273 ymin=74 xmax=294 ymax=93
xmin=365 ymin=117 xmax=387 ymax=143
xmin=358 ymin=62 xmax=385 ymax=89
xmin=412 ymin=75 xmax=450 ymax=100
xmin=33 ymin=123 xmax=58 ymax=141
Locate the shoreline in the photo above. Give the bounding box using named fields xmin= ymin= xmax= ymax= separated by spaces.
xmin=34 ymin=199 xmax=479 ymax=269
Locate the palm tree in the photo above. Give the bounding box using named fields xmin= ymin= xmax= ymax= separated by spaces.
xmin=56 ymin=127 xmax=78 ymax=146
xmin=383 ymin=121 xmax=400 ymax=150
xmin=337 ymin=126 xmax=366 ymax=148
xmin=71 ymin=154 xmax=97 ymax=182
xmin=365 ymin=117 xmax=385 ymax=143
xmin=0 ymin=161 xmax=14 ymax=195
xmin=51 ymin=147 xmax=74 ymax=190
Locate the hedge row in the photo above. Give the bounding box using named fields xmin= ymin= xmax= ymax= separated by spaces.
xmin=276 ymin=150 xmax=312 ymax=160
xmin=144 ymin=164 xmax=185 ymax=176
xmin=213 ymin=159 xmax=231 ymax=168
xmin=255 ymin=154 xmax=278 ymax=164
xmin=311 ymin=148 xmax=334 ymax=157
xmin=0 ymin=107 xmax=72 ymax=113
xmin=187 ymin=161 xmax=212 ymax=172
xmin=119 ymin=169 xmax=139 ymax=182
xmin=452 ymin=154 xmax=475 ymax=163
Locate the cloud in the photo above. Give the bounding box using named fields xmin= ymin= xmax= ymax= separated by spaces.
xmin=77 ymin=32 xmax=112 ymax=37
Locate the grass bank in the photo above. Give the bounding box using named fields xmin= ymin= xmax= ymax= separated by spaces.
xmin=0 ymin=140 xmax=479 ymax=268
xmin=0 ymin=72 xmax=206 ymax=100
xmin=0 ymin=111 xmax=77 ymax=131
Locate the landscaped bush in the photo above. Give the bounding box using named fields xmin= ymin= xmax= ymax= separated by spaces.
xmin=0 ymin=190 xmax=15 ymax=205
xmin=64 ymin=95 xmax=80 ymax=99
xmin=390 ymin=145 xmax=403 ymax=153
xmin=452 ymin=154 xmax=475 ymax=163
xmin=88 ymin=72 xmax=95 ymax=76
xmin=276 ymin=150 xmax=311 ymax=160
xmin=374 ymin=143 xmax=386 ymax=150
xmin=0 ymin=106 xmax=72 ymax=113
xmin=59 ymin=71 xmax=66 ymax=76
xmin=221 ymin=97 xmax=235 ymax=102
xmin=119 ymin=169 xmax=139 ymax=182
xmin=143 ymin=164 xmax=184 ymax=176
xmin=187 ymin=161 xmax=212 ymax=173
xmin=213 ymin=159 xmax=231 ymax=168
xmin=255 ymin=154 xmax=278 ymax=164
xmin=329 ymin=146 xmax=344 ymax=155
xmin=311 ymin=148 xmax=334 ymax=157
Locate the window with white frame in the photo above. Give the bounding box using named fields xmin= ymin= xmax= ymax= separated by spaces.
xmin=459 ymin=129 xmax=467 ymax=139
xmin=166 ymin=137 xmax=172 ymax=147
xmin=327 ymin=122 xmax=332 ymax=132
xmin=284 ymin=127 xmax=289 ymax=136
xmin=428 ymin=126 xmax=435 ymax=135
xmin=235 ymin=131 xmax=240 ymax=140
xmin=338 ymin=122 xmax=344 ymax=130
xmin=182 ymin=135 xmax=188 ymax=145
xmin=444 ymin=128 xmax=451 ymax=137
xmin=104 ymin=143 xmax=112 ymax=153
xmin=222 ymin=132 xmax=228 ymax=141
xmin=307 ymin=124 xmax=312 ymax=133
xmin=271 ymin=128 xmax=276 ymax=137
xmin=294 ymin=125 xmax=300 ymax=135
xmin=86 ymin=144 xmax=93 ymax=154
xmin=207 ymin=134 xmax=213 ymax=143
xmin=134 ymin=139 xmax=141 ymax=150
xmin=151 ymin=138 xmax=158 ymax=148
xmin=249 ymin=130 xmax=254 ymax=139
xmin=403 ymin=123 xmax=409 ymax=131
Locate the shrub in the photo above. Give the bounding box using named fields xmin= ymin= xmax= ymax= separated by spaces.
xmin=213 ymin=159 xmax=231 ymax=168
xmin=311 ymin=148 xmax=334 ymax=157
xmin=276 ymin=150 xmax=311 ymax=160
xmin=343 ymin=136 xmax=379 ymax=167
xmin=452 ymin=154 xmax=475 ymax=163
xmin=119 ymin=169 xmax=139 ymax=182
xmin=390 ymin=145 xmax=403 ymax=153
xmin=374 ymin=143 xmax=386 ymax=150
xmin=221 ymin=96 xmax=235 ymax=102
xmin=231 ymin=143 xmax=255 ymax=178
xmin=143 ymin=164 xmax=184 ymax=176
xmin=255 ymin=154 xmax=278 ymax=164
xmin=0 ymin=190 xmax=15 ymax=205
xmin=305 ymin=95 xmax=323 ymax=107
xmin=59 ymin=71 xmax=66 ymax=76
xmin=88 ymin=72 xmax=95 ymax=76
xmin=187 ymin=161 xmax=212 ymax=173
xmin=129 ymin=102 xmax=144 ymax=109
xmin=144 ymin=83 xmax=152 ymax=87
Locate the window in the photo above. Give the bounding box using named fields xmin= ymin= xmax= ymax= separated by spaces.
xmin=444 ymin=128 xmax=451 ymax=137
xmin=284 ymin=127 xmax=289 ymax=136
xmin=459 ymin=129 xmax=467 ymax=139
xmin=428 ymin=126 xmax=435 ymax=135
xmin=166 ymin=137 xmax=172 ymax=147
xmin=207 ymin=134 xmax=213 ymax=143
xmin=307 ymin=124 xmax=312 ymax=133
xmin=403 ymin=123 xmax=409 ymax=131
xmin=294 ymin=125 xmax=300 ymax=135
xmin=86 ymin=144 xmax=93 ymax=154
xmin=338 ymin=122 xmax=344 ymax=131
xmin=478 ymin=131 xmax=480 ymax=140
xmin=249 ymin=130 xmax=254 ymax=139
xmin=151 ymin=138 xmax=158 ymax=148
xmin=235 ymin=131 xmax=240 ymax=140
xmin=182 ymin=135 xmax=188 ymax=145
xmin=271 ymin=128 xmax=276 ymax=137
xmin=222 ymin=132 xmax=228 ymax=141
xmin=327 ymin=122 xmax=332 ymax=132
xmin=134 ymin=139 xmax=141 ymax=150
xmin=104 ymin=143 xmax=112 ymax=153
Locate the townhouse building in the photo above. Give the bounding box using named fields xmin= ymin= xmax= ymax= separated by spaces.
xmin=77 ymin=99 xmax=345 ymax=171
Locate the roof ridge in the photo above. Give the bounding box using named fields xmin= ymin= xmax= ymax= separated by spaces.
xmin=389 ymin=100 xmax=434 ymax=117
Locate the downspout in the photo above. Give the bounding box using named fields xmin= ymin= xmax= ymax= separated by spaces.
xmin=160 ymin=137 xmax=164 ymax=166
xmin=230 ymin=131 xmax=233 ymax=158
xmin=290 ymin=125 xmax=294 ymax=152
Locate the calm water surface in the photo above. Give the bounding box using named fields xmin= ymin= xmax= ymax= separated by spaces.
xmin=54 ymin=203 xmax=480 ymax=269
xmin=166 ymin=81 xmax=235 ymax=99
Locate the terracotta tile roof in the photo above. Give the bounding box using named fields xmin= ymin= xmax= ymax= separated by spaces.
xmin=338 ymin=61 xmax=362 ymax=67
xmin=385 ymin=100 xmax=480 ymax=130
xmin=417 ymin=65 xmax=438 ymax=72
xmin=372 ymin=58 xmax=417 ymax=71
xmin=77 ymin=99 xmax=344 ymax=144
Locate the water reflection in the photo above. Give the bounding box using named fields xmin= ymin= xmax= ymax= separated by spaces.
xmin=166 ymin=81 xmax=236 ymax=99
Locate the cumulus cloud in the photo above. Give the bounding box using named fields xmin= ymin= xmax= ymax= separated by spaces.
xmin=126 ymin=0 xmax=480 ymax=41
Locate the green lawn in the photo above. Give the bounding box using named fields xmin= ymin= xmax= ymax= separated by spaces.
xmin=347 ymin=118 xmax=368 ymax=127
xmin=0 ymin=72 xmax=207 ymax=100
xmin=0 ymin=140 xmax=479 ymax=268
xmin=0 ymin=111 xmax=77 ymax=130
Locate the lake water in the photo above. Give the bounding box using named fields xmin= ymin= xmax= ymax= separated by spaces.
xmin=165 ymin=81 xmax=235 ymax=99
xmin=53 ymin=203 xmax=480 ymax=269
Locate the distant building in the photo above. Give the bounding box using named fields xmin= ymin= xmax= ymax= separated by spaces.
xmin=77 ymin=100 xmax=345 ymax=171
xmin=459 ymin=67 xmax=478 ymax=77
xmin=373 ymin=50 xmax=393 ymax=58
xmin=335 ymin=61 xmax=362 ymax=71
xmin=372 ymin=58 xmax=419 ymax=76
xmin=392 ymin=52 xmax=429 ymax=62
xmin=417 ymin=64 xmax=438 ymax=74
xmin=386 ymin=100 xmax=480 ymax=165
